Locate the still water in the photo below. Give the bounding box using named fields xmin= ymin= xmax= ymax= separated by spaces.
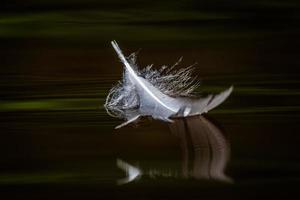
xmin=1 ymin=54 xmax=299 ymax=199
xmin=1 ymin=1 xmax=300 ymax=198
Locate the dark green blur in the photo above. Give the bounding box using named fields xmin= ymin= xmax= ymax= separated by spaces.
xmin=0 ymin=0 xmax=300 ymax=199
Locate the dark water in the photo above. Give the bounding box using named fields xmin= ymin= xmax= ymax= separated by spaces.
xmin=1 ymin=0 xmax=300 ymax=199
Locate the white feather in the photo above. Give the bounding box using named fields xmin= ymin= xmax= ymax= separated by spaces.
xmin=104 ymin=41 xmax=233 ymax=128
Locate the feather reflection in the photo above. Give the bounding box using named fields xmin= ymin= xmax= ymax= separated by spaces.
xmin=117 ymin=115 xmax=232 ymax=184
xmin=169 ymin=115 xmax=232 ymax=182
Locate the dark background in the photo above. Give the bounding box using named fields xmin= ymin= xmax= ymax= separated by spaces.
xmin=0 ymin=0 xmax=300 ymax=199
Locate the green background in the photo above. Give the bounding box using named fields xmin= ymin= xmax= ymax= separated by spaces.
xmin=0 ymin=0 xmax=300 ymax=199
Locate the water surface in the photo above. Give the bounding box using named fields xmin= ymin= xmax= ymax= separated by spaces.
xmin=1 ymin=0 xmax=300 ymax=199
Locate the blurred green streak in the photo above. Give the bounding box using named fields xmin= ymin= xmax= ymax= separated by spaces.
xmin=0 ymin=98 xmax=101 ymax=111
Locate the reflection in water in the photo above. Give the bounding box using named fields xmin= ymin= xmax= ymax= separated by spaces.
xmin=117 ymin=116 xmax=232 ymax=184
xmin=116 ymin=159 xmax=142 ymax=185
xmin=169 ymin=116 xmax=232 ymax=182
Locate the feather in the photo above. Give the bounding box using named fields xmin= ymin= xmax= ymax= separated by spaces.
xmin=104 ymin=41 xmax=233 ymax=129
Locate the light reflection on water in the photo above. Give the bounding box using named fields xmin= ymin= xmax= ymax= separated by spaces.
xmin=117 ymin=115 xmax=232 ymax=184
